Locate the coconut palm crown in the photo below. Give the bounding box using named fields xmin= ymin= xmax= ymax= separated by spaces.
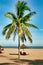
xmin=2 ymin=0 xmax=38 ymax=59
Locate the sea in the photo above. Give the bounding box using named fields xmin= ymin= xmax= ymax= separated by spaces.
xmin=3 ymin=46 xmax=43 ymax=49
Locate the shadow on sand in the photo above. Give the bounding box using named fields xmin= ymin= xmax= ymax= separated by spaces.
xmin=0 ymin=59 xmax=43 ymax=65
xmin=0 ymin=63 xmax=18 ymax=65
xmin=9 ymin=53 xmax=29 ymax=56
xmin=0 ymin=55 xmax=7 ymax=57
xmin=9 ymin=53 xmax=18 ymax=55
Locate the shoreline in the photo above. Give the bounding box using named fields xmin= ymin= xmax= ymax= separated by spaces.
xmin=2 ymin=46 xmax=43 ymax=49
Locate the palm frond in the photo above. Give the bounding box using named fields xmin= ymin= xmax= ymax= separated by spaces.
xmin=22 ymin=12 xmax=36 ymax=23
xmin=22 ymin=23 xmax=32 ymax=43
xmin=6 ymin=24 xmax=15 ymax=39
xmin=13 ymin=27 xmax=18 ymax=40
xmin=5 ymin=12 xmax=17 ymax=20
xmin=18 ymin=25 xmax=26 ymax=42
xmin=21 ymin=33 xmax=26 ymax=42
xmin=18 ymin=27 xmax=23 ymax=37
xmin=16 ymin=1 xmax=31 ymax=18
xmin=2 ymin=24 xmax=12 ymax=35
xmin=25 ymin=23 xmax=39 ymax=29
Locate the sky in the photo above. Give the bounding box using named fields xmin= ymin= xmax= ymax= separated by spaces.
xmin=0 ymin=0 xmax=43 ymax=47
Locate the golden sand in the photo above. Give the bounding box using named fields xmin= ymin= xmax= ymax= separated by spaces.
xmin=0 ymin=48 xmax=43 ymax=65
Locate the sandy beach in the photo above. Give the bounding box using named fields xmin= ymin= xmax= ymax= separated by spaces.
xmin=0 ymin=48 xmax=43 ymax=65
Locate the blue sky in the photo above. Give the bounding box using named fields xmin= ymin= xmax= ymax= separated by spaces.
xmin=0 ymin=0 xmax=43 ymax=47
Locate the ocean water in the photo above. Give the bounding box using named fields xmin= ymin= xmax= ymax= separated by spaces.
xmin=3 ymin=46 xmax=43 ymax=49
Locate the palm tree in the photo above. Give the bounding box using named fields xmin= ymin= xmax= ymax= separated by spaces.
xmin=2 ymin=0 xmax=38 ymax=59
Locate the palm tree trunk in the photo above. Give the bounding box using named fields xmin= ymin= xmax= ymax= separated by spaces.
xmin=18 ymin=36 xmax=20 ymax=59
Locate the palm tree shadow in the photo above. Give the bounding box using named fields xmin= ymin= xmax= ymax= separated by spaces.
xmin=9 ymin=53 xmax=29 ymax=56
xmin=0 ymin=63 xmax=18 ymax=65
xmin=0 ymin=55 xmax=7 ymax=57
xmin=21 ymin=59 xmax=43 ymax=65
xmin=0 ymin=59 xmax=43 ymax=65
xmin=10 ymin=58 xmax=43 ymax=65
xmin=9 ymin=53 xmax=18 ymax=55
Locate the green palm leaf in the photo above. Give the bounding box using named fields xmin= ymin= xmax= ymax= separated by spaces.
xmin=21 ymin=33 xmax=26 ymax=42
xmin=22 ymin=12 xmax=36 ymax=23
xmin=25 ymin=23 xmax=39 ymax=29
xmin=5 ymin=12 xmax=17 ymax=20
xmin=6 ymin=24 xmax=15 ymax=39
xmin=13 ymin=27 xmax=17 ymax=40
xmin=16 ymin=1 xmax=31 ymax=18
xmin=22 ymin=23 xmax=32 ymax=43
xmin=2 ymin=24 xmax=12 ymax=35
